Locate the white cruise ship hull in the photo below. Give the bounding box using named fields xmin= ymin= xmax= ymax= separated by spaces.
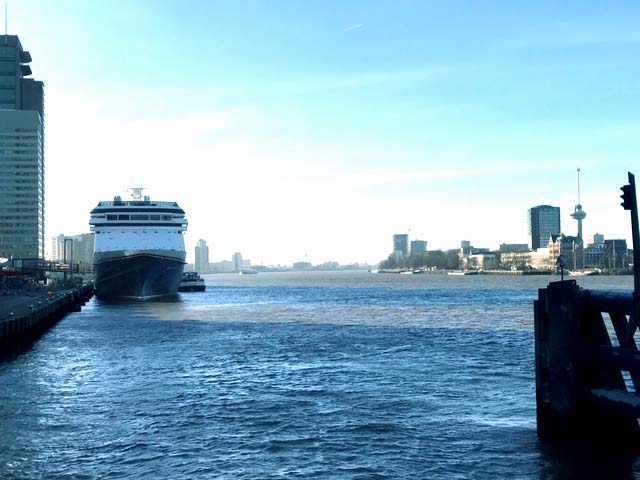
xmin=94 ymin=250 xmax=185 ymax=300
xmin=90 ymin=194 xmax=188 ymax=301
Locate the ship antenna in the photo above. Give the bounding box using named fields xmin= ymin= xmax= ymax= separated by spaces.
xmin=128 ymin=187 xmax=145 ymax=201
xmin=4 ymin=3 xmax=7 ymax=36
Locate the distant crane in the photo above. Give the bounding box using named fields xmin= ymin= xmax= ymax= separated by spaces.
xmin=570 ymin=168 xmax=586 ymax=241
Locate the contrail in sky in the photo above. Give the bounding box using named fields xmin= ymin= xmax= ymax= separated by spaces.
xmin=343 ymin=24 xmax=364 ymax=32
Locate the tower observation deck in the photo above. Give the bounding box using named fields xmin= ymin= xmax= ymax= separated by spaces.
xmin=570 ymin=168 xmax=586 ymax=241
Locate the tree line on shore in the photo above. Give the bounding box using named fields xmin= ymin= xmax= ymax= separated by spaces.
xmin=380 ymin=250 xmax=460 ymax=270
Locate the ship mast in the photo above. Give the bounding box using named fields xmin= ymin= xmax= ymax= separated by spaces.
xmin=128 ymin=187 xmax=145 ymax=201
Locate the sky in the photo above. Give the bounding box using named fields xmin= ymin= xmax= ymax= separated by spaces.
xmin=9 ymin=0 xmax=640 ymax=265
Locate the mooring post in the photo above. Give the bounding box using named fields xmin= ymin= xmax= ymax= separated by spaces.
xmin=535 ymin=279 xmax=583 ymax=439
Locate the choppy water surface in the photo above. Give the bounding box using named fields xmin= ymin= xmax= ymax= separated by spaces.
xmin=1 ymin=272 xmax=638 ymax=479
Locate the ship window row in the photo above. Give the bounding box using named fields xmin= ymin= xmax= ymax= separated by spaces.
xmin=104 ymin=214 xmax=174 ymax=221
xmin=94 ymin=231 xmax=181 ymax=235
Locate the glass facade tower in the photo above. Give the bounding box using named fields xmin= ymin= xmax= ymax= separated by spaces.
xmin=393 ymin=234 xmax=409 ymax=256
xmin=528 ymin=205 xmax=561 ymax=250
xmin=0 ymin=35 xmax=45 ymax=259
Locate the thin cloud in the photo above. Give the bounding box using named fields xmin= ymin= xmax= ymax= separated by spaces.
xmin=342 ymin=23 xmax=364 ymax=32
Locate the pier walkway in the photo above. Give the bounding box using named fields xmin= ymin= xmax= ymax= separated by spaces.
xmin=0 ymin=284 xmax=94 ymax=356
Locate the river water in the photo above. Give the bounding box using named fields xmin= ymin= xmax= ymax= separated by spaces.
xmin=1 ymin=271 xmax=638 ymax=479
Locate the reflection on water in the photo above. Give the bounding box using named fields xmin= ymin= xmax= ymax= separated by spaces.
xmin=0 ymin=272 xmax=637 ymax=478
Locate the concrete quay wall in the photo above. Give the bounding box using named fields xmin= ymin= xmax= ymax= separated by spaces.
xmin=0 ymin=285 xmax=94 ymax=356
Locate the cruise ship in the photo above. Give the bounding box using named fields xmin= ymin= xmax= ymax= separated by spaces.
xmin=89 ymin=189 xmax=188 ymax=300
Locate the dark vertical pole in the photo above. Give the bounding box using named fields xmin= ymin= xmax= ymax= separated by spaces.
xmin=621 ymin=173 xmax=640 ymax=345
xmin=535 ymin=280 xmax=582 ymax=439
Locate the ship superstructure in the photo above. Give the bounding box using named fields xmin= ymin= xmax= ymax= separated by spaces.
xmin=89 ymin=188 xmax=188 ymax=300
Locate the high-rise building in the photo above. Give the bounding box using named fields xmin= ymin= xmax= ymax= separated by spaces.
xmin=0 ymin=35 xmax=45 ymax=259
xmin=410 ymin=240 xmax=427 ymax=255
xmin=194 ymin=239 xmax=209 ymax=273
xmin=528 ymin=205 xmax=561 ymax=250
xmin=232 ymin=252 xmax=243 ymax=272
xmin=392 ymin=234 xmax=409 ymax=257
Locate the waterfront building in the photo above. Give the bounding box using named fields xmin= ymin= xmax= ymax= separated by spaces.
xmin=499 ymin=251 xmax=532 ymax=270
xmin=603 ymin=239 xmax=628 ymax=270
xmin=464 ymin=252 xmax=499 ymax=271
xmin=527 ymin=248 xmax=552 ymax=270
xmin=499 ymin=243 xmax=529 ymax=253
xmin=318 ymin=261 xmax=339 ymax=270
xmin=410 ymin=240 xmax=427 ymax=256
xmin=549 ymin=234 xmax=583 ymax=270
xmin=584 ymin=242 xmax=605 ymax=269
xmin=293 ymin=261 xmax=312 ymax=270
xmin=587 ymin=233 xmax=605 ymax=246
xmin=528 ymin=206 xmax=561 ymax=250
xmin=232 ymin=252 xmax=243 ymax=272
xmin=51 ymin=233 xmax=95 ymax=272
xmin=210 ymin=260 xmax=234 ymax=273
xmin=194 ymin=239 xmax=209 ymax=273
xmin=0 ymin=35 xmax=45 ymax=260
xmin=392 ymin=234 xmax=409 ymax=257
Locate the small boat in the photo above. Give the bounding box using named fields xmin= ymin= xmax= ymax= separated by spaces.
xmin=178 ymin=272 xmax=206 ymax=292
xmin=238 ymin=269 xmax=258 ymax=275
xmin=568 ymin=269 xmax=601 ymax=277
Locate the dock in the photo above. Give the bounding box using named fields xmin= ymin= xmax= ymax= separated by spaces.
xmin=535 ymin=172 xmax=640 ymax=448
xmin=535 ymin=280 xmax=640 ymax=445
xmin=0 ymin=284 xmax=94 ymax=357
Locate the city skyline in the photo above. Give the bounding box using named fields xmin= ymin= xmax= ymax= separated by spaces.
xmin=8 ymin=1 xmax=640 ymax=265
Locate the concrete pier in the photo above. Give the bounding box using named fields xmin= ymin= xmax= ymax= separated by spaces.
xmin=0 ymin=284 xmax=94 ymax=357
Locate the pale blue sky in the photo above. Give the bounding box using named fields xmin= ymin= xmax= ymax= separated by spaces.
xmin=11 ymin=1 xmax=640 ymax=264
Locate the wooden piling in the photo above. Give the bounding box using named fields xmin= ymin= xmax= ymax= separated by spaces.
xmin=536 ymin=279 xmax=640 ymax=446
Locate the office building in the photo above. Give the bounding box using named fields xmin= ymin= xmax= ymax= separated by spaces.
xmin=549 ymin=234 xmax=583 ymax=270
xmin=0 ymin=35 xmax=45 ymax=259
xmin=587 ymin=233 xmax=605 ymax=246
xmin=51 ymin=233 xmax=95 ymax=272
xmin=194 ymin=239 xmax=209 ymax=273
xmin=393 ymin=234 xmax=409 ymax=257
xmin=232 ymin=252 xmax=243 ymax=272
xmin=410 ymin=240 xmax=427 ymax=256
xmin=603 ymin=239 xmax=628 ymax=270
xmin=528 ymin=205 xmax=561 ymax=250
